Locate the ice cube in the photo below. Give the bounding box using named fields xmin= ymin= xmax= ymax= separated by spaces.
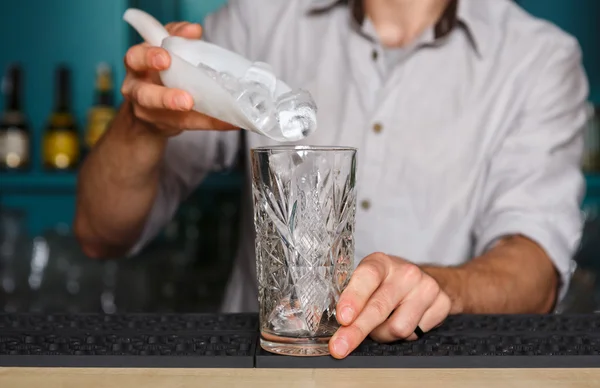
xmin=194 ymin=60 xmax=317 ymax=142
xmin=268 ymin=151 xmax=294 ymax=184
xmin=289 ymin=266 xmax=331 ymax=334
xmin=196 ymin=62 xmax=219 ymax=81
xmin=237 ymin=81 xmax=277 ymax=129
xmin=219 ymin=71 xmax=241 ymax=95
xmin=242 ymin=62 xmax=277 ymax=97
xmin=276 ymin=90 xmax=317 ymax=141
xmin=268 ymin=297 xmax=309 ymax=334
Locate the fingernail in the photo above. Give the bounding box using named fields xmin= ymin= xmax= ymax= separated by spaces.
xmin=175 ymin=94 xmax=191 ymax=110
xmin=339 ymin=306 xmax=354 ymax=324
xmin=153 ymin=54 xmax=168 ymax=68
xmin=332 ymin=338 xmax=349 ymax=358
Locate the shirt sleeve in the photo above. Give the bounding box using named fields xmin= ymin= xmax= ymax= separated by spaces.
xmin=473 ymin=38 xmax=590 ymax=302
xmin=128 ymin=2 xmax=255 ymax=256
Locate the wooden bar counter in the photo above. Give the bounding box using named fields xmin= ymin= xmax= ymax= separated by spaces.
xmin=2 ymin=367 xmax=600 ymax=387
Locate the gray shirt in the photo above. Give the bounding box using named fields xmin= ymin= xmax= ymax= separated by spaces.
xmin=130 ymin=0 xmax=590 ymax=313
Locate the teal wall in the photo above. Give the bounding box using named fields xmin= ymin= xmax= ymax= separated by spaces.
xmin=0 ymin=0 xmax=129 ymax=168
xmin=0 ymin=0 xmax=598 ymax=236
xmin=180 ymin=0 xmax=226 ymax=23
xmin=0 ymin=0 xmax=228 ymax=236
xmin=517 ymin=0 xmax=600 ymax=104
xmin=0 ymin=0 xmax=130 ymax=235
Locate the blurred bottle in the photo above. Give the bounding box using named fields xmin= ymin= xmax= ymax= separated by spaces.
xmin=43 ymin=65 xmax=80 ymax=171
xmin=0 ymin=64 xmax=31 ymax=171
xmin=85 ymin=63 xmax=116 ymax=150
xmin=0 ymin=208 xmax=29 ymax=312
xmin=582 ymin=102 xmax=599 ymax=172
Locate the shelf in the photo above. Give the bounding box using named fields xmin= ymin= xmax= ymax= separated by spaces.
xmin=0 ymin=171 xmax=244 ymax=194
xmin=1 ymin=173 xmax=78 ymax=193
xmin=3 ymin=172 xmax=599 ymax=196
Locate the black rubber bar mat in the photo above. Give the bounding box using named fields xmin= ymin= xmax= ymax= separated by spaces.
xmin=0 ymin=313 xmax=259 ymax=333
xmin=0 ymin=313 xmax=258 ymax=368
xmin=256 ymin=314 xmax=600 ymax=368
xmin=2 ymin=313 xmax=600 ymax=368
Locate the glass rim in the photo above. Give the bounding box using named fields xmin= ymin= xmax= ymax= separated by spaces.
xmin=251 ymin=145 xmax=357 ymax=153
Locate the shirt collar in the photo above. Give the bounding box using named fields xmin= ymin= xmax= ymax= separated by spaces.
xmin=307 ymin=0 xmax=488 ymax=56
xmin=456 ymin=0 xmax=490 ymax=57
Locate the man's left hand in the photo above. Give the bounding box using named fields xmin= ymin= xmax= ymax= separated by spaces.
xmin=330 ymin=252 xmax=451 ymax=359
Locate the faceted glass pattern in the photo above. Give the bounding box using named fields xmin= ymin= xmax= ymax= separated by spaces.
xmin=251 ymin=146 xmax=357 ymax=356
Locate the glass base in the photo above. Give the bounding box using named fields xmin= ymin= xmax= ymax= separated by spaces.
xmin=260 ymin=331 xmax=331 ymax=356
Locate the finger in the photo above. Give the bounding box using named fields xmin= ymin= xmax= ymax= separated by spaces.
xmin=413 ymin=291 xmax=451 ymax=335
xmin=165 ymin=21 xmax=188 ymax=33
xmin=129 ymin=81 xmax=193 ymax=111
xmin=330 ymin=279 xmax=404 ymax=359
xmin=165 ymin=21 xmax=202 ymax=39
xmin=125 ymin=45 xmax=170 ymax=72
xmin=369 ymin=277 xmax=440 ymax=343
xmin=120 ymin=73 xmax=136 ymax=96
xmin=336 ymin=253 xmax=389 ymax=326
xmin=174 ymin=23 xmax=202 ymax=39
xmin=134 ymin=105 xmax=238 ymax=131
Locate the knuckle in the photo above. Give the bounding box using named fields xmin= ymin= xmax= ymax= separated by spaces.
xmin=140 ymin=86 xmax=157 ymax=108
xmin=145 ymin=47 xmax=159 ymax=64
xmin=124 ymin=49 xmax=135 ymax=67
xmin=368 ymin=331 xmax=386 ymax=344
xmin=357 ymin=262 xmax=382 ymax=282
xmin=120 ymin=80 xmax=131 ymax=97
xmin=366 ymin=252 xmax=388 ymax=263
xmin=389 ymin=319 xmax=413 ymax=339
xmin=350 ymin=324 xmax=368 ymax=342
xmin=422 ymin=276 xmax=440 ymax=297
xmin=400 ymin=263 xmax=422 ymax=283
xmin=131 ymin=84 xmax=144 ymax=103
xmin=369 ymin=297 xmax=391 ymax=318
xmin=162 ymin=89 xmax=177 ymax=109
xmin=121 ymin=73 xmax=138 ymax=93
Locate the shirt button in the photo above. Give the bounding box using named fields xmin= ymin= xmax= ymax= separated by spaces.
xmin=371 ymin=49 xmax=378 ymax=61
xmin=361 ymin=200 xmax=371 ymax=210
xmin=373 ymin=123 xmax=383 ymax=134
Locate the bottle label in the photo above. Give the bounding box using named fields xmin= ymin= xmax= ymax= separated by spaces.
xmin=86 ymin=107 xmax=115 ymax=148
xmin=0 ymin=130 xmax=29 ymax=168
xmin=43 ymin=130 xmax=80 ymax=169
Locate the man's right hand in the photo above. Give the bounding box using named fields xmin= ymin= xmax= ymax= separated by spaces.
xmin=75 ymin=21 xmax=238 ymax=259
xmin=121 ymin=21 xmax=237 ymax=137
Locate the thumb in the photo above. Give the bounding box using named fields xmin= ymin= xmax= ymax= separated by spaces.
xmin=172 ymin=22 xmax=203 ymax=40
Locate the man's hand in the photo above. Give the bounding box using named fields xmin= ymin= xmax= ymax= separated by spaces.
xmin=330 ymin=253 xmax=451 ymax=359
xmin=121 ymin=21 xmax=236 ymax=137
xmin=75 ymin=20 xmax=238 ymax=259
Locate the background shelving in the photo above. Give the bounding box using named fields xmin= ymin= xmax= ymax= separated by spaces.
xmin=0 ymin=0 xmax=599 ymax=236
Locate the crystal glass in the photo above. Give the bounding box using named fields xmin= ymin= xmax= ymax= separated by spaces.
xmin=251 ymin=145 xmax=357 ymax=356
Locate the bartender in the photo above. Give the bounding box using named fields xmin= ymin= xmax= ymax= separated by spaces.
xmin=74 ymin=0 xmax=589 ymax=359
